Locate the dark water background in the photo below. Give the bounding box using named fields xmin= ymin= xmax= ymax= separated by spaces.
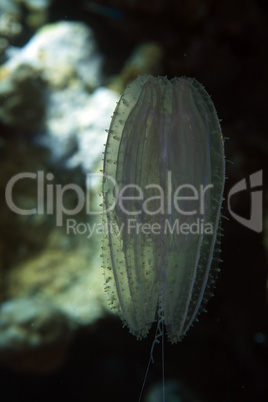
xmin=1 ymin=0 xmax=267 ymax=401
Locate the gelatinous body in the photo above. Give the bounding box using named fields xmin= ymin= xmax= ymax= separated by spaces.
xmin=102 ymin=75 xmax=225 ymax=343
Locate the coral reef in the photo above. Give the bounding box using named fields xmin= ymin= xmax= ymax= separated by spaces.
xmin=5 ymin=234 xmax=109 ymax=325
xmin=0 ymin=0 xmax=52 ymax=57
xmin=3 ymin=21 xmax=102 ymax=91
xmin=0 ymin=0 xmax=23 ymax=55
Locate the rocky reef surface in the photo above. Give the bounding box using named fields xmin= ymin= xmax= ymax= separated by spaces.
xmin=0 ymin=16 xmax=164 ymax=375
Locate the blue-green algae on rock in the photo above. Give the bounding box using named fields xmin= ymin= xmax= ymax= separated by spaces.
xmin=102 ymin=75 xmax=225 ymax=343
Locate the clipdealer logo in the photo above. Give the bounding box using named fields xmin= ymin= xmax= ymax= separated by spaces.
xmin=227 ymin=170 xmax=263 ymax=233
xmin=4 ymin=169 xmax=264 ymax=233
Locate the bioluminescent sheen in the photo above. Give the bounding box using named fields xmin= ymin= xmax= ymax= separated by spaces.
xmin=102 ymin=75 xmax=225 ymax=343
